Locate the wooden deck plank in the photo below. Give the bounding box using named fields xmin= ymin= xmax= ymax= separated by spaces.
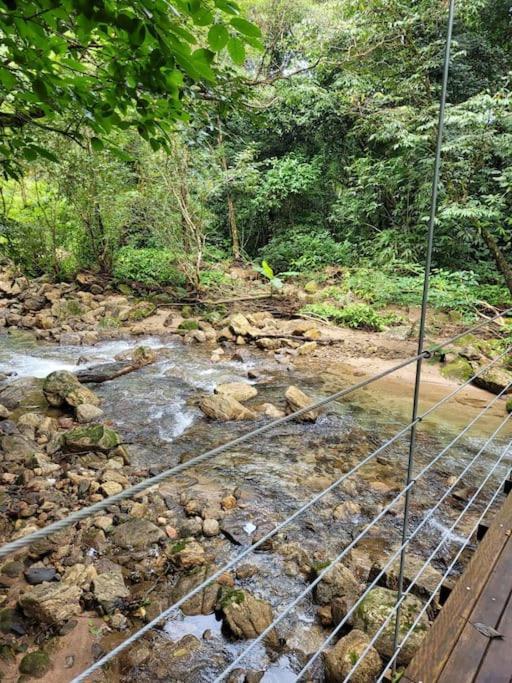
xmin=437 ymin=529 xmax=512 ymax=683
xmin=474 ymin=590 xmax=512 ymax=683
xmin=405 ymin=491 xmax=512 ymax=683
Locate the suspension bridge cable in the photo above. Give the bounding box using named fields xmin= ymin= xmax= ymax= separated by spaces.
xmin=393 ymin=0 xmax=457 ymax=660
xmin=1 ymin=311 xmax=510 ymax=562
xmin=377 ymin=465 xmax=512 ymax=680
xmin=294 ymin=410 xmax=512 ymax=680
xmin=342 ymin=436 xmax=512 ymax=683
xmin=212 ymin=386 xmax=512 ymax=682
xmin=70 ymin=368 xmax=512 ymax=682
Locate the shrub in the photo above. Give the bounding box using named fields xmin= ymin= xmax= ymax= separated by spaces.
xmin=260 ymin=227 xmax=351 ymax=273
xmin=301 ymin=302 xmax=395 ymax=331
xmin=113 ymin=247 xmax=186 ymax=287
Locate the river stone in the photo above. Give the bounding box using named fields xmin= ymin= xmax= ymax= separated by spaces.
xmin=222 ymin=590 xmax=277 ymax=645
xmin=284 ymin=385 xmax=319 ymax=422
xmin=0 ymin=404 xmax=10 ymax=420
xmin=229 ymin=313 xmax=254 ymax=337
xmin=440 ymin=357 xmax=473 ymax=382
xmin=314 ymin=562 xmax=360 ymax=607
xmin=93 ymin=568 xmax=130 ymax=614
xmin=19 ymin=651 xmax=51 ymax=678
xmin=24 ymin=566 xmax=59 ymax=585
xmin=199 ymin=394 xmax=256 ymax=421
xmin=19 ymin=582 xmax=82 ymax=625
xmin=1 ymin=433 xmax=37 ymax=461
xmin=352 ymin=587 xmax=429 ymax=665
xmin=127 ymin=301 xmax=156 ymax=321
xmin=167 ymin=539 xmax=206 ymax=569
xmin=203 ymin=518 xmax=220 ymax=537
xmin=324 ymin=629 xmax=382 ymax=683
xmin=43 ymin=370 xmax=100 ymax=408
xmin=215 ymin=382 xmax=258 ymax=402
xmin=111 ymin=518 xmax=164 ymax=550
xmin=76 ymin=403 xmax=104 ymax=423
xmin=472 ymin=366 xmax=512 ymax=394
xmin=62 ymin=424 xmax=121 ymax=453
xmin=0 ymin=377 xmax=45 ymax=411
xmin=171 ymin=566 xmax=221 ymax=616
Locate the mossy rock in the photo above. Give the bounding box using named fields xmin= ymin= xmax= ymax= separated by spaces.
xmin=440 ymin=357 xmax=473 ymax=382
xmin=473 ymin=366 xmax=512 ymax=395
xmin=19 ymin=651 xmax=51 ymax=678
xmin=127 ymin=301 xmax=157 ymax=321
xmin=304 ymin=280 xmax=319 ymax=294
xmin=178 ymin=319 xmax=199 ymax=331
xmin=62 ymin=424 xmax=121 ymax=452
xmin=506 ymin=398 xmax=512 ymax=413
xmin=43 ymin=370 xmax=100 ymax=409
xmin=353 ymin=587 xmax=429 ymax=666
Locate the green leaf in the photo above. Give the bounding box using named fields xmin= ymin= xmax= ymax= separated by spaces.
xmin=230 ymin=17 xmax=261 ymax=38
xmin=90 ymin=137 xmax=104 ymax=151
xmin=208 ymin=24 xmax=229 ymax=51
xmin=214 ymin=0 xmax=240 ymax=14
xmin=227 ymin=36 xmax=245 ymax=65
xmin=261 ymin=260 xmax=274 ymax=279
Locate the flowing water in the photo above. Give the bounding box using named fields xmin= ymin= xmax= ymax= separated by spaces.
xmin=1 ymin=331 xmax=511 ymax=680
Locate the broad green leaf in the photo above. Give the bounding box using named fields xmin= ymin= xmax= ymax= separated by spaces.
xmin=227 ymin=36 xmax=245 ymax=65
xmin=262 ymin=260 xmax=274 ymax=279
xmin=208 ymin=24 xmax=229 ymax=51
xmin=230 ymin=17 xmax=261 ymax=38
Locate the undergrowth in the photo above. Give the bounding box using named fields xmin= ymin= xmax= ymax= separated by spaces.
xmin=301 ymin=302 xmax=398 ymax=331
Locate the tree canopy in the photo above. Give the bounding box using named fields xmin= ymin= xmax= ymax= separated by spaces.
xmin=0 ymin=0 xmax=261 ymax=176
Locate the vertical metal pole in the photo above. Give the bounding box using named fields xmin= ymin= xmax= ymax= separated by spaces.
xmin=391 ymin=0 xmax=456 ymax=668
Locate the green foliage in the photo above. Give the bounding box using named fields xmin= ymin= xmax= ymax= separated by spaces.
xmin=253 ymin=259 xmax=283 ymax=290
xmin=0 ymin=0 xmax=261 ymax=177
xmin=301 ymin=302 xmax=395 ymax=332
xmin=260 ymin=228 xmax=350 ymax=273
xmin=113 ymin=247 xmax=186 ymax=287
xmin=345 ymin=268 xmax=510 ymax=315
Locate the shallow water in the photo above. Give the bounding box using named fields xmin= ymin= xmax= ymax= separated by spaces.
xmin=1 ymin=331 xmax=511 ymax=679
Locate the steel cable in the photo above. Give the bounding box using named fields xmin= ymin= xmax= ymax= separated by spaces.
xmin=376 ymin=465 xmax=512 ymax=680
xmin=340 ymin=436 xmax=512 ymax=683
xmin=294 ymin=410 xmax=512 ymax=679
xmin=1 ymin=319 xmax=510 ymax=562
xmin=213 ymin=386 xmax=512 ymax=682
xmin=70 ymin=364 xmax=512 ymax=682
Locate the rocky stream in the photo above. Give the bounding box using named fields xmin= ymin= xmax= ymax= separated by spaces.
xmin=0 ymin=269 xmax=511 ymax=682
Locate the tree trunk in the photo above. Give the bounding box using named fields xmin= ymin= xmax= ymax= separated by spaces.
xmin=217 ymin=117 xmax=241 ymax=260
xmin=481 ymin=226 xmax=512 ymax=297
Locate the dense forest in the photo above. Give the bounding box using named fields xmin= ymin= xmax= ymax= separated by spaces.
xmin=1 ymin=0 xmax=511 ymax=318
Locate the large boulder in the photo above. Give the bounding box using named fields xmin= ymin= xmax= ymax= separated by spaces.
xmin=0 ymin=377 xmax=46 ymax=411
xmin=352 ymin=587 xmax=429 ymax=665
xmin=472 ymin=366 xmax=512 ymax=394
xmin=221 ymin=590 xmax=277 ymax=645
xmin=19 ymin=581 xmax=82 ymax=625
xmin=111 ymin=518 xmax=164 ymax=550
xmin=284 ymin=386 xmax=319 ymax=422
xmin=314 ymin=562 xmax=360 ymax=607
xmin=166 ymin=539 xmax=206 ymax=570
xmin=93 ymin=568 xmax=130 ymax=614
xmin=324 ymin=629 xmax=382 ymax=683
xmin=62 ymin=424 xmax=121 ymax=453
xmin=199 ymin=394 xmax=256 ymax=421
xmin=215 ymin=382 xmax=258 ymax=403
xmin=171 ymin=566 xmax=221 ymax=616
xmin=43 ymin=370 xmax=100 ymax=409
xmin=76 ymin=403 xmax=104 ymax=424
xmin=1 ymin=434 xmax=38 ymax=462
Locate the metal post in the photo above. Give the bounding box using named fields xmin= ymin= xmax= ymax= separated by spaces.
xmin=392 ymin=0 xmax=456 ymax=666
